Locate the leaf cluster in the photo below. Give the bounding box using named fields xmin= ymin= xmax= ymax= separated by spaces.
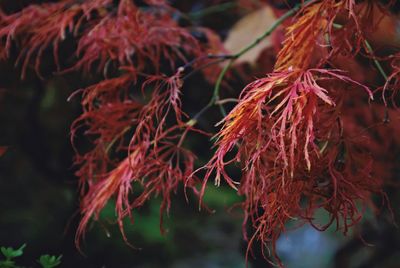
xmin=0 ymin=244 xmax=61 ymax=268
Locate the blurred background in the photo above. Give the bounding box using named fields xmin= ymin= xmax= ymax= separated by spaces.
xmin=1 ymin=0 xmax=400 ymax=267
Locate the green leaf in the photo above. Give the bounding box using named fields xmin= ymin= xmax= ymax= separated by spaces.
xmin=37 ymin=255 xmax=62 ymax=268
xmin=0 ymin=244 xmax=26 ymax=260
xmin=0 ymin=259 xmax=17 ymax=268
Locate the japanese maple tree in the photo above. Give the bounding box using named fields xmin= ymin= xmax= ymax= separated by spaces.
xmin=1 ymin=0 xmax=399 ymax=266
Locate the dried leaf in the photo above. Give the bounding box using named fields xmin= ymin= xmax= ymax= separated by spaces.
xmin=224 ymin=6 xmax=276 ymax=65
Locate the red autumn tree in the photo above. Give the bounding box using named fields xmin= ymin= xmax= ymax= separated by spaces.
xmin=1 ymin=0 xmax=400 ymax=266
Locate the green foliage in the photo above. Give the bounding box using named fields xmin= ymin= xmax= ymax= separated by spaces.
xmin=0 ymin=244 xmax=61 ymax=268
xmin=1 ymin=244 xmax=26 ymax=260
xmin=0 ymin=244 xmax=26 ymax=268
xmin=37 ymin=255 xmax=62 ymax=268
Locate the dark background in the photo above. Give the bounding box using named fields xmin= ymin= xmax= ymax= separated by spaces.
xmin=1 ymin=0 xmax=400 ymax=267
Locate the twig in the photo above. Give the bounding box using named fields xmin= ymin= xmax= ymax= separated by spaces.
xmin=333 ymin=23 xmax=389 ymax=122
xmin=364 ymin=40 xmax=390 ymax=122
xmin=364 ymin=40 xmax=388 ymax=81
xmin=180 ymin=54 xmax=235 ymax=81
xmin=215 ymin=98 xmax=239 ymax=105
xmin=187 ymin=0 xmax=314 ymax=126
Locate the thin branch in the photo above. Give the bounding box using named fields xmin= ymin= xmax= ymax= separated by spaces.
xmin=333 ymin=23 xmax=389 ymax=121
xmin=364 ymin=40 xmax=388 ymax=81
xmin=364 ymin=40 xmax=390 ymax=122
xmin=187 ymin=0 xmax=315 ymax=126
xmin=215 ymin=98 xmax=239 ymax=105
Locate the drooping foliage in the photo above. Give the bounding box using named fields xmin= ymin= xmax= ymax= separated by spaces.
xmin=0 ymin=0 xmax=218 ymax=248
xmin=1 ymin=0 xmax=399 ymax=266
xmin=200 ymin=0 xmax=399 ymax=263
